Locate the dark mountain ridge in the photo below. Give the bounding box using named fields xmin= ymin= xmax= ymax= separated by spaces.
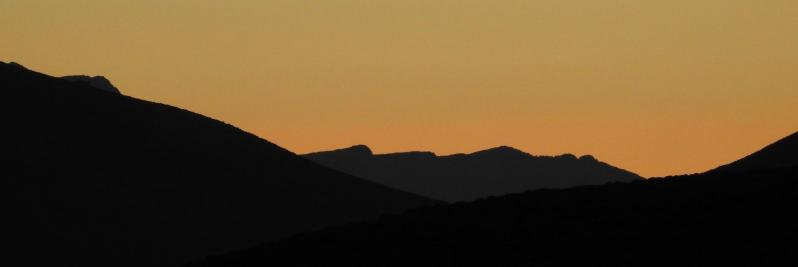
xmin=710 ymin=131 xmax=798 ymax=173
xmin=61 ymin=75 xmax=121 ymax=94
xmin=1 ymin=61 xmax=438 ymax=267
xmin=189 ymin=131 xmax=798 ymax=266
xmin=304 ymin=144 xmax=642 ymax=202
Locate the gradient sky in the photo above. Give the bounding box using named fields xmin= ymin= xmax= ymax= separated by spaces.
xmin=3 ymin=0 xmax=796 ymax=177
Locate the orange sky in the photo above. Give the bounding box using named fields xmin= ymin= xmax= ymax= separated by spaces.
xmin=2 ymin=0 xmax=796 ymax=177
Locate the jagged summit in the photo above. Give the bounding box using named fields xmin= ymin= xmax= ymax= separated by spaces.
xmin=304 ymin=145 xmax=642 ymax=202
xmin=62 ymin=75 xmax=121 ymax=94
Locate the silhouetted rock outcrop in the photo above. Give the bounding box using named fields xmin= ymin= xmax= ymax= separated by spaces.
xmin=305 ymin=145 xmax=642 ymax=202
xmin=62 ymin=75 xmax=121 ymax=94
xmin=1 ymin=61 xmax=438 ymax=267
xmin=188 ymin=132 xmax=798 ymax=266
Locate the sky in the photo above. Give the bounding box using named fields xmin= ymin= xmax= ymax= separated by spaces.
xmin=2 ymin=0 xmax=796 ymax=177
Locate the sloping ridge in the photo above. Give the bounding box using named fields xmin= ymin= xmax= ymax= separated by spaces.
xmin=62 ymin=75 xmax=122 ymax=94
xmin=304 ymin=145 xmax=642 ymax=202
xmin=710 ymin=131 xmax=798 ymax=173
xmin=189 ymin=133 xmax=798 ymax=267
xmin=1 ymin=61 xmax=438 ymax=267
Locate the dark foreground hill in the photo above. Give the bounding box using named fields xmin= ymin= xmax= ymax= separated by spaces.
xmin=711 ymin=131 xmax=798 ymax=173
xmin=305 ymin=145 xmax=642 ymax=202
xmin=190 ymin=167 xmax=798 ymax=267
xmin=191 ymin=132 xmax=798 ymax=266
xmin=0 ymin=62 xmax=438 ymax=267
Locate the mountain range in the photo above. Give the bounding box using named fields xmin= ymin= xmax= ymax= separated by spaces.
xmin=1 ymin=61 xmax=438 ymax=267
xmin=4 ymin=60 xmax=797 ymax=267
xmin=190 ymin=132 xmax=798 ymax=266
xmin=305 ymin=145 xmax=642 ymax=202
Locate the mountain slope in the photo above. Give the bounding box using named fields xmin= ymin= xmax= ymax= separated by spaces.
xmin=0 ymin=62 xmax=438 ymax=267
xmin=304 ymin=145 xmax=642 ymax=202
xmin=710 ymin=131 xmax=798 ymax=173
xmin=190 ymin=167 xmax=798 ymax=267
xmin=61 ymin=75 xmax=122 ymax=94
xmin=191 ymin=132 xmax=798 ymax=266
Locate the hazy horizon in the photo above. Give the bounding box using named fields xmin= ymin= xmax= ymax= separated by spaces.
xmin=3 ymin=0 xmax=796 ymax=177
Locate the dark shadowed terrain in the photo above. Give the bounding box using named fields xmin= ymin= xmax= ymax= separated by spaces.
xmin=191 ymin=132 xmax=798 ymax=267
xmin=711 ymin=131 xmax=798 ymax=173
xmin=61 ymin=75 xmax=121 ymax=94
xmin=305 ymin=145 xmax=642 ymax=202
xmin=0 ymin=61 xmax=438 ymax=267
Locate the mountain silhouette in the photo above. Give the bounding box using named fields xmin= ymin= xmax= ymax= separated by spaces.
xmin=1 ymin=61 xmax=438 ymax=267
xmin=189 ymin=132 xmax=798 ymax=267
xmin=710 ymin=131 xmax=798 ymax=173
xmin=304 ymin=145 xmax=642 ymax=202
xmin=61 ymin=75 xmax=122 ymax=94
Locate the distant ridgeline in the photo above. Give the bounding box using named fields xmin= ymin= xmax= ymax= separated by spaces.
xmin=305 ymin=145 xmax=642 ymax=202
xmin=192 ymin=131 xmax=798 ymax=267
